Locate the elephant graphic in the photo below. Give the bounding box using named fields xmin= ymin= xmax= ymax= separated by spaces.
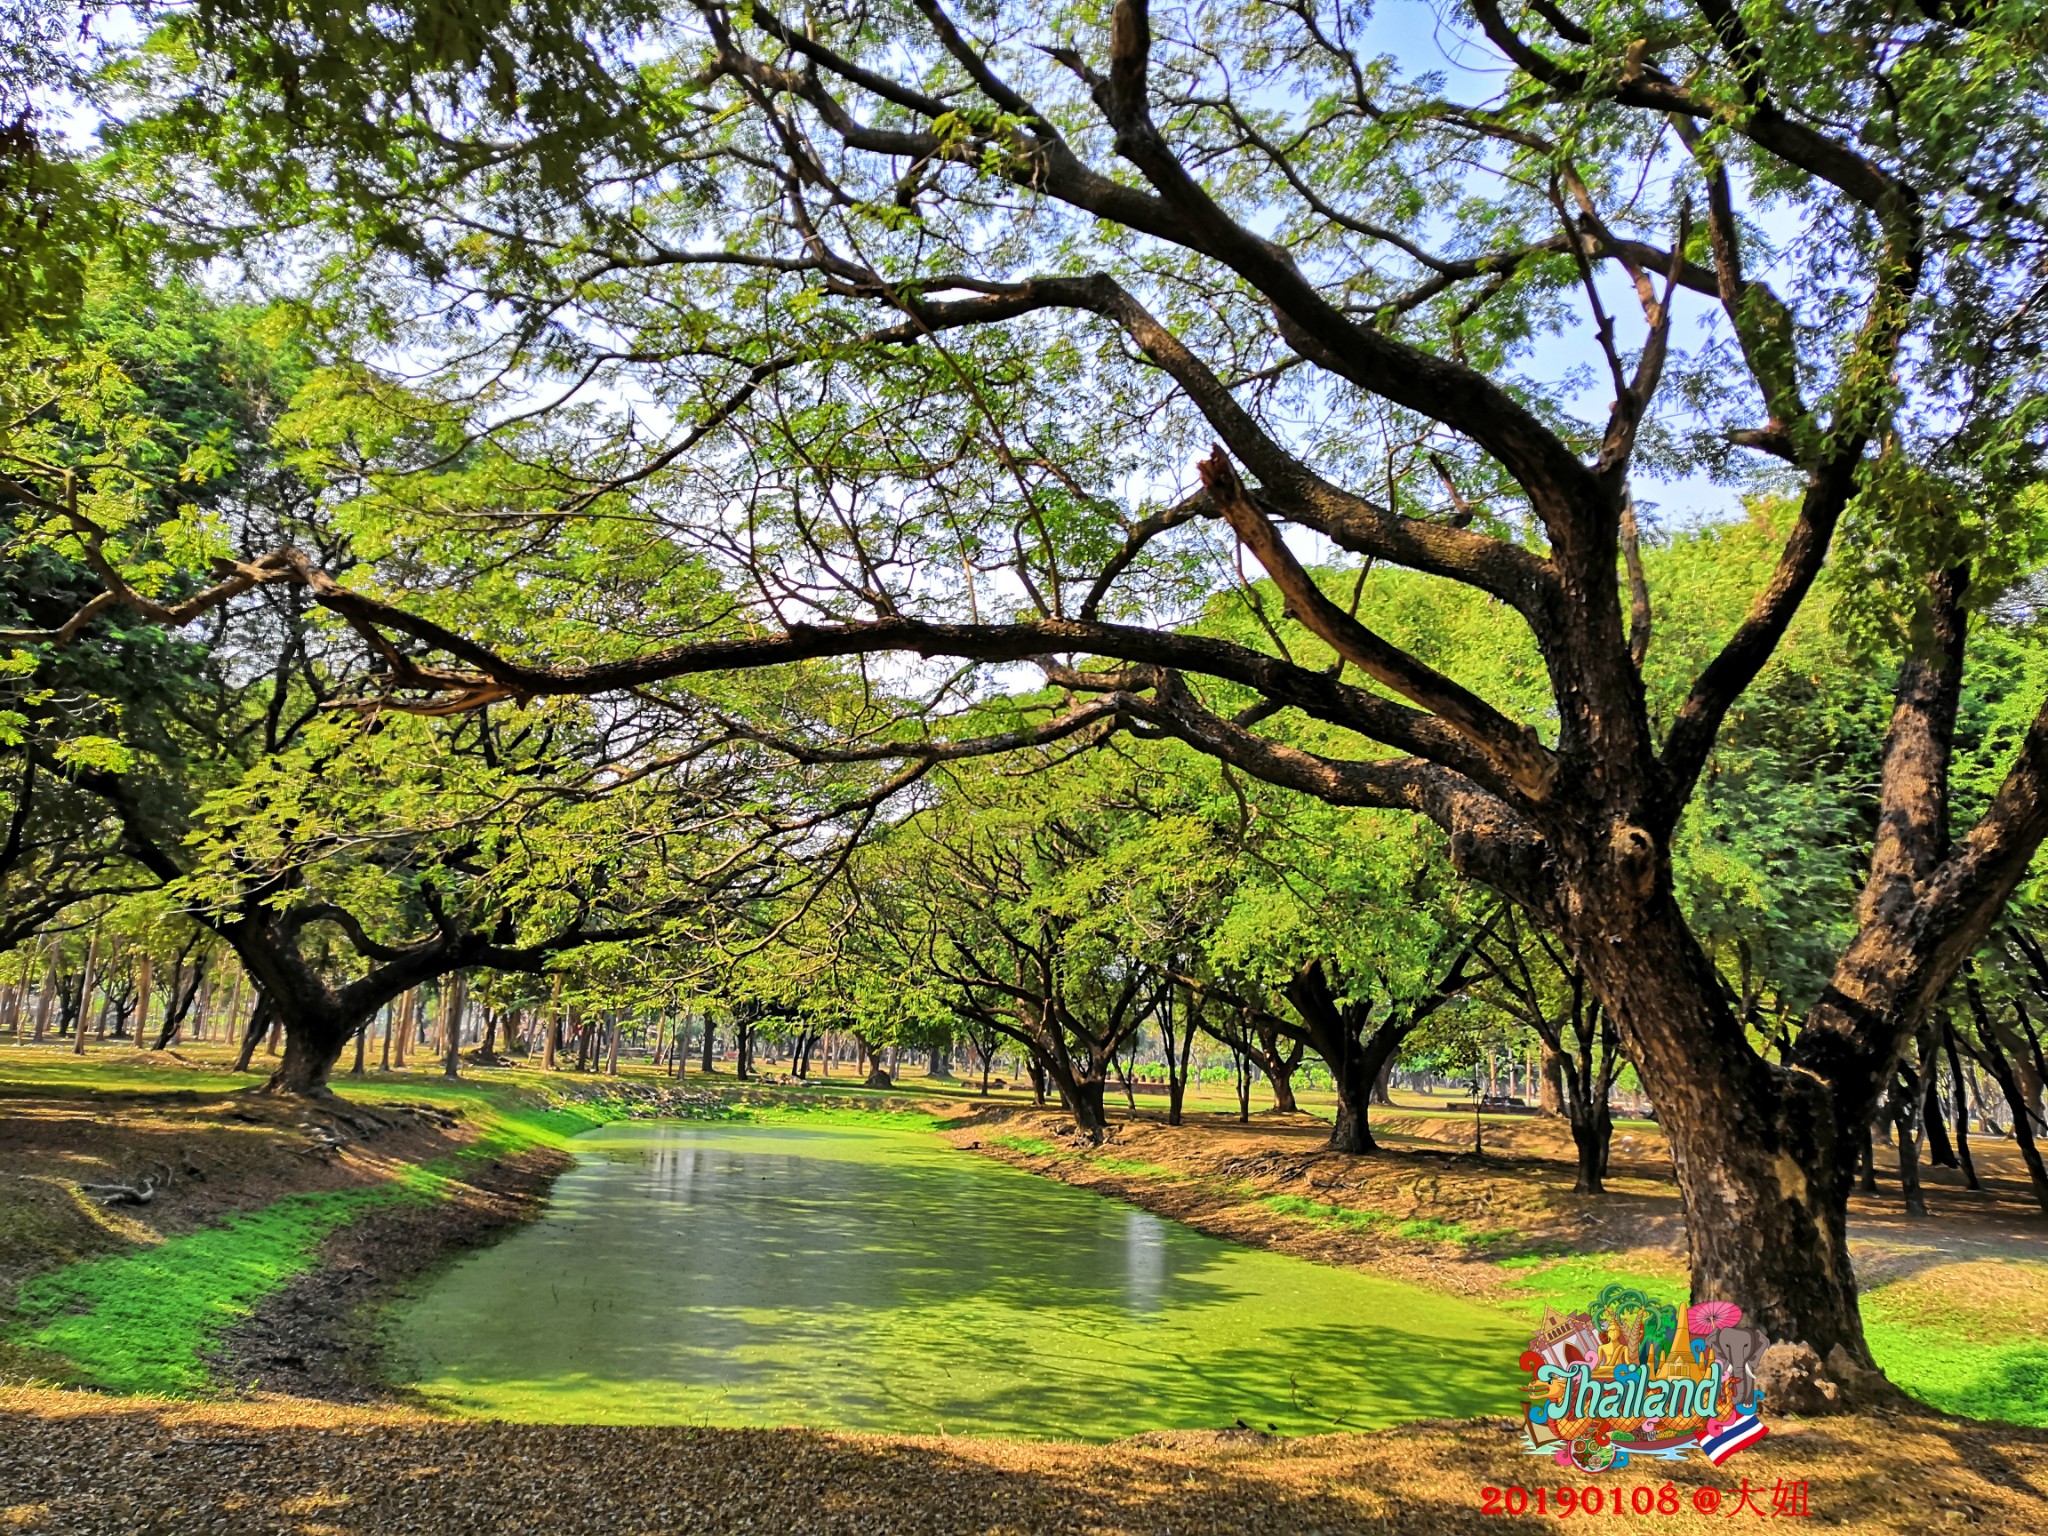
xmin=1695 ymin=1324 xmax=1769 ymax=1406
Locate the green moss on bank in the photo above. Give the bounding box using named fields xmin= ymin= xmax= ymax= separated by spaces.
xmin=12 ymin=1188 xmax=403 ymax=1394
xmin=1260 ymin=1193 xmax=1513 ymax=1248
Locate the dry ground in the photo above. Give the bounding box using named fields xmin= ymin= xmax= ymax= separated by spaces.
xmin=1 ymin=1386 xmax=2042 ymax=1535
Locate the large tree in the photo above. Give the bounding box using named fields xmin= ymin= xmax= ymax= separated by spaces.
xmin=35 ymin=0 xmax=2048 ymax=1379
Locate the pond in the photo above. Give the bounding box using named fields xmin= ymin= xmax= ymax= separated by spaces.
xmin=388 ymin=1121 xmax=1527 ymax=1439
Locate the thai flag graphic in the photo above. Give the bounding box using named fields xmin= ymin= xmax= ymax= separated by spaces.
xmin=1699 ymin=1414 xmax=1768 ymax=1466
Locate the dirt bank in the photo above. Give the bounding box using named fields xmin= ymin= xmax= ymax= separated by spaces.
xmin=943 ymin=1100 xmax=2048 ymax=1308
xmin=209 ymin=1142 xmax=568 ymax=1402
xmin=0 ymin=1058 xmax=578 ymax=1397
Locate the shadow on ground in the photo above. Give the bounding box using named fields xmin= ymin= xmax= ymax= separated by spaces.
xmin=1 ymin=1389 xmax=2043 ymax=1535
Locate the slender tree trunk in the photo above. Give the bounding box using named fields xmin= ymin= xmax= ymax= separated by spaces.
xmin=234 ymin=997 xmax=271 ymax=1074
xmin=605 ymin=1010 xmax=622 ymax=1076
xmin=349 ymin=1018 xmax=369 ymax=1078
xmin=1942 ymin=1018 xmax=1979 ymax=1190
xmin=133 ymin=956 xmax=153 ymax=1047
xmin=1975 ymin=1017 xmax=2048 ymax=1213
xmin=442 ymin=973 xmax=465 ymax=1080
xmin=31 ymin=949 xmax=56 ymax=1042
xmin=1539 ymin=1046 xmax=1566 ymax=1116
xmin=699 ymin=1013 xmax=714 ymax=1074
xmin=1889 ymin=1078 xmax=1926 ymax=1217
xmin=1922 ymin=1070 xmax=1957 ymax=1168
xmin=1567 ymin=1104 xmax=1612 ymax=1194
xmin=70 ymin=930 xmax=99 ymax=1057
xmin=1859 ymin=1127 xmax=1879 ymax=1195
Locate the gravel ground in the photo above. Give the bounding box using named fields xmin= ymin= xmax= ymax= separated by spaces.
xmin=2 ymin=1389 xmax=2043 ymax=1535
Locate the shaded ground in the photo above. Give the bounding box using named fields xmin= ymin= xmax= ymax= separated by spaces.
xmin=1 ymin=1387 xmax=2042 ymax=1535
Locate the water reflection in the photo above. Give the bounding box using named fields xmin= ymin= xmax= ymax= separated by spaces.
xmin=390 ymin=1122 xmax=1524 ymax=1439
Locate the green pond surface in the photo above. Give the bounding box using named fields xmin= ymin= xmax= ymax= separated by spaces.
xmin=389 ymin=1122 xmax=1525 ymax=1439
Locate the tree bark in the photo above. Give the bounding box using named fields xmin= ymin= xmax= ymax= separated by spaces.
xmin=1971 ymin=996 xmax=2048 ymax=1213
xmin=1941 ymin=1017 xmax=1979 ymax=1190
xmin=1043 ymin=1055 xmax=1108 ymax=1138
xmin=441 ymin=973 xmax=465 ymax=1080
xmin=1922 ymin=1067 xmax=1957 ymax=1169
xmin=1540 ymin=1045 xmax=1566 ymax=1116
xmin=1567 ymin=1101 xmax=1613 ymax=1194
xmin=234 ymin=996 xmax=270 ymax=1074
xmin=1570 ymin=895 xmax=1874 ymax=1367
xmin=1325 ymin=1047 xmax=1378 ymax=1155
xmin=1888 ymin=1076 xmax=1926 ymax=1217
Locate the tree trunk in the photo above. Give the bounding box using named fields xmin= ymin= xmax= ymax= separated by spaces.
xmin=1567 ymin=1098 xmax=1613 ymax=1195
xmin=1326 ymin=1049 xmax=1377 ymax=1155
xmin=133 ymin=956 xmax=153 ymax=1047
xmin=260 ymin=1009 xmax=359 ymax=1096
xmin=1859 ymin=1127 xmax=1879 ymax=1195
xmin=441 ymin=973 xmax=465 ymax=1080
xmin=1369 ymin=1055 xmax=1393 ymax=1107
xmin=1975 ymin=1018 xmax=2048 ymax=1213
xmin=234 ymin=997 xmax=271 ymax=1073
xmin=70 ymin=931 xmax=100 ymax=1057
xmin=1043 ymin=1056 xmax=1108 ymax=1139
xmin=1572 ymin=897 xmax=1871 ymax=1369
xmin=1888 ymin=1077 xmax=1926 ymax=1217
xmin=1263 ymin=1037 xmax=1303 ymax=1113
xmin=1922 ymin=1069 xmax=1957 ymax=1168
xmin=855 ymin=1034 xmax=890 ymax=1088
xmin=349 ymin=1018 xmax=368 ymax=1078
xmin=31 ymin=951 xmax=56 ymax=1041
xmin=1942 ymin=1018 xmax=1979 ymax=1190
xmin=1540 ymin=1045 xmax=1566 ymax=1116
xmin=926 ymin=1041 xmax=953 ymax=1079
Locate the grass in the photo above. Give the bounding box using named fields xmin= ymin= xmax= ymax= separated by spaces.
xmin=1091 ymin=1155 xmax=1182 ymax=1179
xmin=989 ymin=1133 xmax=1063 ymax=1157
xmin=1859 ymin=1261 xmax=2048 ymax=1427
xmin=11 ymin=1187 xmax=406 ymax=1394
xmin=1259 ymin=1193 xmax=1514 ymax=1249
xmin=1490 ymin=1249 xmax=1688 ymax=1318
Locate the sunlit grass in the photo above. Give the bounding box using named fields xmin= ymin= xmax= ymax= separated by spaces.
xmin=1261 ymin=1193 xmax=1515 ymax=1249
